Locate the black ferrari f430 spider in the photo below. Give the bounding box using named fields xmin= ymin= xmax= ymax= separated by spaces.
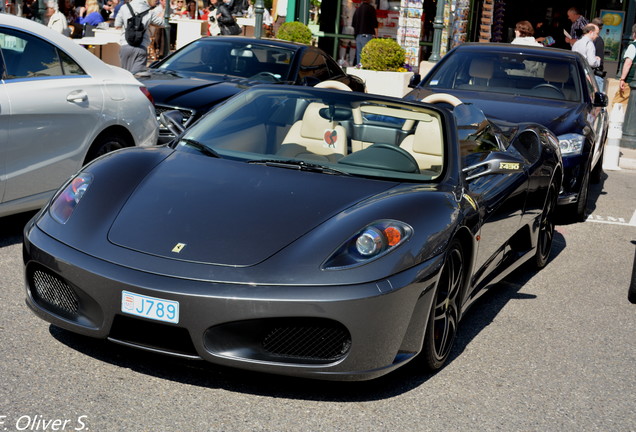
xmin=24 ymin=85 xmax=562 ymax=381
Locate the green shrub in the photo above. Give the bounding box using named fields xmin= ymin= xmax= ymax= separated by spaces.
xmin=360 ymin=38 xmax=406 ymax=71
xmin=276 ymin=21 xmax=313 ymax=45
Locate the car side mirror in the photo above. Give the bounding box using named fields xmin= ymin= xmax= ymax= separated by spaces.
xmin=593 ymin=91 xmax=608 ymax=107
xmin=409 ymin=73 xmax=421 ymax=88
xmin=159 ymin=110 xmax=186 ymax=136
xmin=463 ymin=153 xmax=524 ymax=181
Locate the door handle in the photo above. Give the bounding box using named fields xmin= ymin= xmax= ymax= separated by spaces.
xmin=67 ymin=90 xmax=88 ymax=103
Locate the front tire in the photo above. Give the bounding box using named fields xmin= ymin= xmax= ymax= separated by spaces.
xmin=534 ymin=184 xmax=557 ymax=269
xmin=86 ymin=134 xmax=127 ymax=163
xmin=565 ymin=166 xmax=590 ymax=222
xmin=421 ymin=239 xmax=464 ymax=371
xmin=591 ymin=148 xmax=604 ymax=184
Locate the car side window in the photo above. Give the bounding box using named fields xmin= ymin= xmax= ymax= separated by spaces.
xmin=324 ymin=55 xmax=344 ymax=78
xmin=298 ymin=49 xmax=330 ymax=82
xmin=0 ymin=29 xmax=85 ymax=79
xmin=583 ymin=66 xmax=597 ymax=97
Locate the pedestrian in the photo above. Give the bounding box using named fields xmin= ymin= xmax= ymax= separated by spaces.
xmin=273 ymin=0 xmax=286 ymax=34
xmin=352 ymin=0 xmax=377 ymax=66
xmin=572 ymin=23 xmax=600 ymax=67
xmin=45 ymin=0 xmax=70 ymax=35
xmin=115 ymin=0 xmax=165 ymax=75
xmin=565 ymin=6 xmax=588 ymax=46
xmin=591 ymin=17 xmax=605 ymax=72
xmin=618 ymin=24 xmax=636 ymax=93
xmin=572 ymin=23 xmax=603 ymax=89
xmin=211 ymin=0 xmax=240 ymax=35
xmin=77 ymin=0 xmax=105 ymax=25
xmin=510 ymin=20 xmax=542 ymax=46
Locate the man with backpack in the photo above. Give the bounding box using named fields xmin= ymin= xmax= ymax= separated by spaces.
xmin=115 ymin=0 xmax=165 ymax=74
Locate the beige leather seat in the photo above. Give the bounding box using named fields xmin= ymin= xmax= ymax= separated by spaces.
xmin=400 ymin=117 xmax=444 ymax=172
xmin=542 ymin=62 xmax=572 ymax=98
xmin=544 ymin=62 xmax=569 ymax=84
xmin=278 ymin=103 xmax=348 ymax=163
xmin=455 ymin=58 xmax=494 ymax=90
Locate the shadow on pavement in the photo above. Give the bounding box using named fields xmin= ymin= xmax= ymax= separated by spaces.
xmin=0 ymin=211 xmax=37 ymax=247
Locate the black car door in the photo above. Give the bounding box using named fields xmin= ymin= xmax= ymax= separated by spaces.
xmin=457 ymin=108 xmax=529 ymax=291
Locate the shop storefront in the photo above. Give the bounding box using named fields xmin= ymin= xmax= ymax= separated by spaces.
xmin=293 ymin=0 xmax=633 ymax=72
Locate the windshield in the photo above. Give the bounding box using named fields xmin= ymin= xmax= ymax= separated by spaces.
xmin=424 ymin=50 xmax=582 ymax=102
xmin=156 ymin=39 xmax=295 ymax=82
xmin=178 ymin=87 xmax=446 ymax=181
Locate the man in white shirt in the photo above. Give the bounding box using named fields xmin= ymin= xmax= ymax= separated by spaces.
xmin=572 ymin=23 xmax=603 ymax=90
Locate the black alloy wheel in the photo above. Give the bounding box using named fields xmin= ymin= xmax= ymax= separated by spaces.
xmin=535 ymin=184 xmax=557 ymax=269
xmin=628 ymin=249 xmax=636 ymax=304
xmin=567 ymin=166 xmax=590 ymax=222
xmin=421 ymin=239 xmax=464 ymax=371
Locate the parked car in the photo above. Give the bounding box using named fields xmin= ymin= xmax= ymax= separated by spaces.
xmin=406 ymin=43 xmax=608 ymax=221
xmin=138 ymin=36 xmax=365 ymax=142
xmin=24 ymin=86 xmax=562 ymax=381
xmin=0 ymin=14 xmax=158 ymax=218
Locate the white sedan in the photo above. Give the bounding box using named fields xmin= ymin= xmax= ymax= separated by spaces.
xmin=0 ymin=14 xmax=158 ymax=218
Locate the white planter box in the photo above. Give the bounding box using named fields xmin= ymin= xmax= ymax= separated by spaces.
xmin=346 ymin=68 xmax=414 ymax=98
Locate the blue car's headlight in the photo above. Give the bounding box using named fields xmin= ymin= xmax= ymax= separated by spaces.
xmin=558 ymin=133 xmax=585 ymax=156
xmin=50 ymin=173 xmax=93 ymax=224
xmin=323 ymin=220 xmax=412 ymax=269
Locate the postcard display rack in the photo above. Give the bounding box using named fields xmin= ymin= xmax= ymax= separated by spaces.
xmin=479 ymin=0 xmax=505 ymax=42
xmin=449 ymin=0 xmax=470 ymax=50
xmin=397 ymin=0 xmax=423 ymax=68
xmin=440 ymin=0 xmax=471 ymax=58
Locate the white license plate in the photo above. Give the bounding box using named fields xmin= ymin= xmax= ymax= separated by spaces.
xmin=121 ymin=291 xmax=179 ymax=324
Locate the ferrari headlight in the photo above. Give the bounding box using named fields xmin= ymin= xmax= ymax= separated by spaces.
xmin=324 ymin=220 xmax=412 ymax=269
xmin=356 ymin=227 xmax=384 ymax=256
xmin=558 ymin=133 xmax=585 ymax=156
xmin=50 ymin=173 xmax=93 ymax=224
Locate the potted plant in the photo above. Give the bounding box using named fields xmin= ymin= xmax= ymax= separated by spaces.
xmin=276 ymin=21 xmax=313 ymax=45
xmin=346 ymin=38 xmax=414 ymax=97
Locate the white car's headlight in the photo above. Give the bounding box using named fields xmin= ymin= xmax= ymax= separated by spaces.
xmin=558 ymin=133 xmax=585 ymax=156
xmin=50 ymin=173 xmax=93 ymax=224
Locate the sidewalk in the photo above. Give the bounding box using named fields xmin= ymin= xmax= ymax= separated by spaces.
xmin=618 ymin=146 xmax=636 ymax=170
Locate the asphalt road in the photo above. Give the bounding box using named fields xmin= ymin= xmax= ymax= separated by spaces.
xmin=1 ymin=169 xmax=635 ymax=432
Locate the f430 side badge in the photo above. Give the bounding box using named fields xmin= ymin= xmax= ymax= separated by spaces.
xmin=499 ymin=162 xmax=520 ymax=170
xmin=172 ymin=243 xmax=187 ymax=253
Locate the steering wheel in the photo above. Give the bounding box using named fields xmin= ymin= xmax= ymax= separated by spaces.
xmin=421 ymin=93 xmax=463 ymax=107
xmin=251 ymin=71 xmax=281 ymax=82
xmin=531 ymin=83 xmax=564 ymax=97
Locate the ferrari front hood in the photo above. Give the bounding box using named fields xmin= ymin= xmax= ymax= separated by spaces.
xmin=108 ymin=152 xmax=398 ymax=267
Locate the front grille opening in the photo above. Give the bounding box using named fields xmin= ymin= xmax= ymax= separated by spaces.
xmin=30 ymin=269 xmax=80 ymax=319
xmin=110 ymin=314 xmax=198 ymax=357
xmin=262 ymin=323 xmax=351 ymax=361
xmin=205 ymin=318 xmax=351 ymax=364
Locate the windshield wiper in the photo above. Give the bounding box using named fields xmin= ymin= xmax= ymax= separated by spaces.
xmin=247 ymin=159 xmax=350 ymax=176
xmin=179 ymin=138 xmax=221 ymax=158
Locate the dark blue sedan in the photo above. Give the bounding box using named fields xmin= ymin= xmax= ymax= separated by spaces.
xmin=406 ymin=43 xmax=608 ymax=221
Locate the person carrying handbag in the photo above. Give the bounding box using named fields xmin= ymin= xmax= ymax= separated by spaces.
xmin=212 ymin=0 xmax=241 ymax=35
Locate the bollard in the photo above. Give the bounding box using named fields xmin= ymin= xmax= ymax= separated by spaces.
xmin=604 ymin=102 xmax=624 ymax=171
